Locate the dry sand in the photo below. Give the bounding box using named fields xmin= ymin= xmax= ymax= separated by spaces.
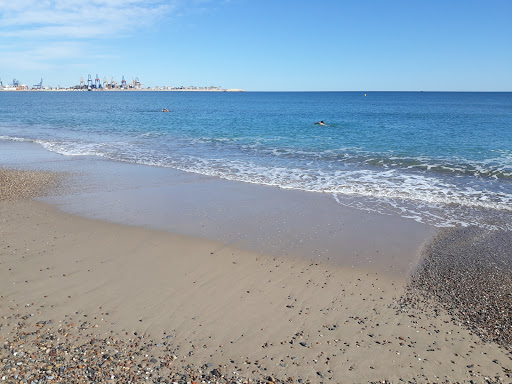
xmin=1 ymin=169 xmax=511 ymax=383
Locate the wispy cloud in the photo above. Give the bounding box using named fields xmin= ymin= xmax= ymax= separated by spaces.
xmin=0 ymin=0 xmax=230 ymax=83
xmin=0 ymin=0 xmax=179 ymax=74
xmin=0 ymin=0 xmax=176 ymax=39
xmin=0 ymin=40 xmax=110 ymax=73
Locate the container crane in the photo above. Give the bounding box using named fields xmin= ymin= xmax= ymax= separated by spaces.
xmin=33 ymin=78 xmax=43 ymax=89
xmin=121 ymin=76 xmax=127 ymax=88
xmin=80 ymin=77 xmax=85 ymax=89
xmin=95 ymin=74 xmax=101 ymax=89
xmin=87 ymin=74 xmax=93 ymax=89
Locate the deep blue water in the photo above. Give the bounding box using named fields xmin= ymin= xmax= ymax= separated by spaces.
xmin=1 ymin=91 xmax=511 ymax=228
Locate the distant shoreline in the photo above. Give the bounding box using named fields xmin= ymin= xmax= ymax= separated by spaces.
xmin=2 ymin=89 xmax=511 ymax=93
xmin=0 ymin=88 xmax=245 ymax=92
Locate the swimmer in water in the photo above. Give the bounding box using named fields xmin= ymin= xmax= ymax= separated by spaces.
xmin=314 ymin=120 xmax=327 ymax=126
xmin=162 ymin=108 xmax=169 ymax=112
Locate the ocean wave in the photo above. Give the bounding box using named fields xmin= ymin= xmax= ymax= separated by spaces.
xmin=0 ymin=135 xmax=33 ymax=142
xmin=2 ymin=134 xmax=510 ymax=230
xmin=237 ymin=144 xmax=512 ymax=180
xmin=184 ymin=136 xmax=512 ymax=180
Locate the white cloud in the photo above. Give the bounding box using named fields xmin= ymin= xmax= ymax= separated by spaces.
xmin=0 ymin=0 xmax=176 ymax=39
xmin=0 ymin=41 xmax=105 ymax=71
xmin=0 ymin=0 xmax=229 ymax=84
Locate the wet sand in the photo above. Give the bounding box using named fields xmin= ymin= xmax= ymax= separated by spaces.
xmin=1 ymin=166 xmax=511 ymax=383
xmin=1 ymin=140 xmax=435 ymax=277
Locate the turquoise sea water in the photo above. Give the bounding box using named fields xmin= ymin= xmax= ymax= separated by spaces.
xmin=1 ymin=91 xmax=511 ymax=229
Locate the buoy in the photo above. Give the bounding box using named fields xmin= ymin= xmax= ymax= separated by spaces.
xmin=364 ymin=94 xmax=366 ymax=96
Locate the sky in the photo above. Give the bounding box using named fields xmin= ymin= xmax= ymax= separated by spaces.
xmin=0 ymin=0 xmax=511 ymax=91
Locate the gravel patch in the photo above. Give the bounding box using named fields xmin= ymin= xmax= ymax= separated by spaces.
xmin=0 ymin=168 xmax=63 ymax=201
xmin=402 ymin=226 xmax=512 ymax=348
xmin=0 ymin=317 xmax=299 ymax=384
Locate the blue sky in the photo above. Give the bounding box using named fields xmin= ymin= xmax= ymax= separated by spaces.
xmin=1 ymin=0 xmax=511 ymax=91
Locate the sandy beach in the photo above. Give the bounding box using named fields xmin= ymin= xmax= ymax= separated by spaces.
xmin=1 ymin=167 xmax=511 ymax=383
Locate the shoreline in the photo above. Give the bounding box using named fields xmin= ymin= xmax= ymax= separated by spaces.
xmin=1 ymin=140 xmax=436 ymax=278
xmin=1 ymin=165 xmax=511 ymax=382
xmin=0 ymin=88 xmax=245 ymax=92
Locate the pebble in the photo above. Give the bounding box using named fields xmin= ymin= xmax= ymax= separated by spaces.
xmin=402 ymin=226 xmax=512 ymax=348
xmin=0 ymin=169 xmax=63 ymax=201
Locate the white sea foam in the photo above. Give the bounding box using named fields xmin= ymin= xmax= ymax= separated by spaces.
xmin=0 ymin=135 xmax=31 ymax=142
xmin=2 ymin=134 xmax=510 ymax=230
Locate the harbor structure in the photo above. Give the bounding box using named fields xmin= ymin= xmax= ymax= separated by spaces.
xmin=0 ymin=74 xmax=244 ymax=92
xmin=32 ymin=79 xmax=43 ymax=89
xmin=73 ymin=74 xmax=142 ymax=90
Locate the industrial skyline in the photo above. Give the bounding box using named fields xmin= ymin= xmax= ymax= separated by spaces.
xmin=77 ymin=75 xmax=142 ymax=90
xmin=0 ymin=75 xmax=243 ymax=92
xmin=0 ymin=74 xmax=142 ymax=90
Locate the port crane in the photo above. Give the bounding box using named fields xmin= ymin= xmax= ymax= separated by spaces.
xmin=32 ymin=78 xmax=43 ymax=89
xmin=132 ymin=77 xmax=142 ymax=89
xmin=76 ymin=74 xmax=142 ymax=90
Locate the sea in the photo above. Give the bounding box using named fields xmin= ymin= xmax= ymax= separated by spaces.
xmin=1 ymin=91 xmax=511 ymax=230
